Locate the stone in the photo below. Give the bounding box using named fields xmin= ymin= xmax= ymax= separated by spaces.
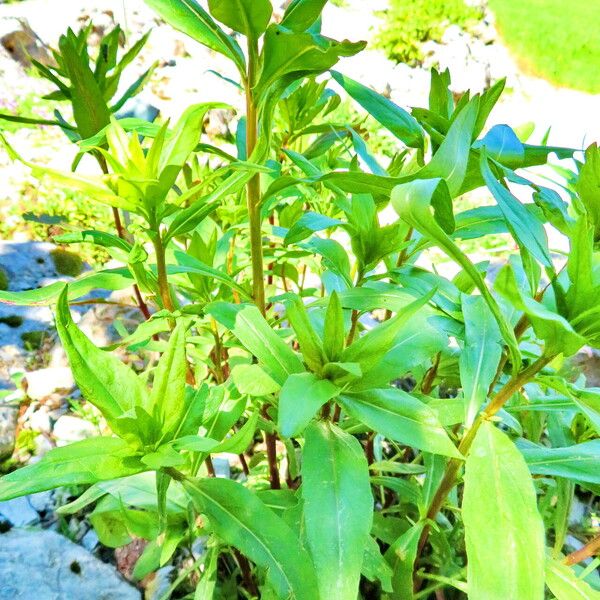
xmin=212 ymin=457 xmax=231 ymax=479
xmin=28 ymin=490 xmax=53 ymax=514
xmin=0 ymin=404 xmax=18 ymax=459
xmin=0 ymin=529 xmax=140 ymax=599
xmin=53 ymin=415 xmax=97 ymax=445
xmin=0 ymin=22 xmax=52 ymax=68
xmin=27 ymin=407 xmax=52 ymax=434
xmin=0 ymin=497 xmax=40 ymax=528
xmin=81 ymin=529 xmax=99 ymax=552
xmin=24 ymin=367 xmax=75 ymax=401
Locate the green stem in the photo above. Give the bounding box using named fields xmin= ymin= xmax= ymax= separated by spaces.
xmin=416 ymin=354 xmax=552 ymax=557
xmin=245 ymin=40 xmax=266 ymax=316
xmin=153 ymin=232 xmax=175 ymax=313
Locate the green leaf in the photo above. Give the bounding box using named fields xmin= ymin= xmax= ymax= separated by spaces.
xmin=173 ymin=250 xmax=252 ymax=300
xmin=459 ymin=294 xmax=503 ymax=426
xmin=339 ymin=388 xmax=461 ymax=458
xmin=323 ymin=291 xmax=345 ymax=362
xmin=546 ymin=555 xmax=600 ymax=600
xmin=231 ymin=364 xmax=280 ymax=397
xmin=302 ymin=422 xmax=373 ymax=600
xmin=213 ymin=411 xmax=259 ymax=454
xmin=148 ymin=321 xmax=187 ymax=440
xmin=481 ymin=152 xmax=552 ymax=268
xmin=517 ymin=440 xmax=600 ymax=484
xmin=284 ymin=295 xmax=327 ymax=373
xmin=223 ymin=304 xmax=305 ymax=385
xmin=340 ymin=289 xmax=434 ymax=375
xmin=56 ymin=287 xmax=149 ymax=442
xmin=184 ymin=477 xmax=319 ymax=599
xmin=208 ymin=0 xmax=272 ymax=40
xmin=278 ymin=373 xmax=340 ymax=438
xmin=385 ymin=522 xmax=426 ymax=600
xmin=577 ymin=143 xmax=600 ymax=241
xmin=0 ymin=437 xmax=144 ymax=501
xmin=463 ymin=422 xmax=545 ymax=600
xmin=257 ymin=26 xmax=366 ymax=99
xmin=0 ymin=268 xmax=134 ymax=307
xmin=281 ymin=0 xmax=328 ymax=31
xmin=143 ymin=0 xmax=245 ymax=72
xmin=392 ymin=177 xmax=521 ymax=373
xmin=58 ymin=30 xmax=111 ymax=138
xmin=331 ymin=71 xmax=424 ymax=150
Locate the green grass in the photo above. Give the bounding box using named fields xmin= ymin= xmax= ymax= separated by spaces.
xmin=489 ymin=0 xmax=600 ymax=93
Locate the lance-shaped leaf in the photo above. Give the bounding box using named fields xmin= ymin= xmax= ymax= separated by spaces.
xmin=0 ymin=437 xmax=145 ymax=501
xmin=517 ymin=439 xmax=600 ymax=484
xmin=545 ymin=554 xmax=600 ymax=600
xmin=384 ymin=522 xmax=426 ymax=600
xmin=278 ymin=373 xmax=340 ymax=438
xmin=148 ymin=321 xmax=187 ymax=441
xmin=208 ymin=0 xmax=272 ymax=41
xmin=210 ymin=304 xmax=304 ymax=385
xmin=340 ymin=289 xmax=435 ymax=375
xmin=331 ymin=71 xmax=424 ymax=150
xmin=463 ymin=422 xmax=545 ymax=600
xmin=576 ymin=143 xmax=600 ymax=241
xmin=143 ymin=0 xmax=245 ymax=72
xmin=339 ymin=388 xmax=461 ymax=458
xmin=183 ymin=477 xmax=319 ymax=600
xmin=281 ymin=0 xmax=328 ymax=31
xmin=481 ymin=151 xmax=553 ymax=268
xmin=392 ymin=177 xmax=521 ymax=372
xmin=302 ymin=422 xmax=372 ymax=600
xmin=1 ymin=134 xmax=136 ymax=211
xmin=459 ymin=294 xmax=503 ymax=426
xmin=56 ymin=287 xmax=149 ymax=442
xmin=0 ymin=268 xmax=134 ymax=307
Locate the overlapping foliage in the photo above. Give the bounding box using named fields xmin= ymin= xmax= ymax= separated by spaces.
xmin=0 ymin=1 xmax=599 ymax=598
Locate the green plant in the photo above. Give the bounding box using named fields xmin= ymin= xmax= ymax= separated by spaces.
xmin=0 ymin=2 xmax=599 ymax=599
xmin=375 ymin=0 xmax=484 ymax=65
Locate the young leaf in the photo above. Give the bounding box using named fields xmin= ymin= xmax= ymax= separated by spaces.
xmin=459 ymin=294 xmax=503 ymax=426
xmin=148 ymin=321 xmax=187 ymax=440
xmin=278 ymin=373 xmax=340 ymax=438
xmin=208 ymin=0 xmax=272 ymax=41
xmin=385 ymin=522 xmax=426 ymax=600
xmin=323 ymin=291 xmax=345 ymax=362
xmin=183 ymin=477 xmax=319 ymax=599
xmin=302 ymin=422 xmax=373 ymax=600
xmin=339 ymin=388 xmax=461 ymax=458
xmin=0 ymin=437 xmax=144 ymax=501
xmin=55 ymin=287 xmax=149 ymax=442
xmin=463 ymin=422 xmax=545 ymax=600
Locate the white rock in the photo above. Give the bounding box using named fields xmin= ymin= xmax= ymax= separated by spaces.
xmin=28 ymin=407 xmax=52 ymax=434
xmin=28 ymin=491 xmax=53 ymax=514
xmin=24 ymin=368 xmax=75 ymax=401
xmin=53 ymin=415 xmax=98 ymax=446
xmin=0 ymin=529 xmax=140 ymax=599
xmin=0 ymin=497 xmax=39 ymax=527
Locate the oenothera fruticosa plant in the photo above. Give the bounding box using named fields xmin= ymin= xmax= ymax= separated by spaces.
xmin=1 ymin=1 xmax=599 ymax=598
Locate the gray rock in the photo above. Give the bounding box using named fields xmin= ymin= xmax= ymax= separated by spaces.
xmin=81 ymin=529 xmax=99 ymax=552
xmin=53 ymin=415 xmax=97 ymax=446
xmin=0 ymin=403 xmax=18 ymax=459
xmin=0 ymin=528 xmax=140 ymax=599
xmin=28 ymin=490 xmax=53 ymax=513
xmin=0 ymin=497 xmax=39 ymax=527
xmin=212 ymin=457 xmax=231 ymax=479
xmin=24 ymin=367 xmax=75 ymax=401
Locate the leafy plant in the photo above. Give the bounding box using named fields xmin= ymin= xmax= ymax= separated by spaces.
xmin=1 ymin=2 xmax=599 ymax=599
xmin=374 ymin=0 xmax=484 ymax=65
